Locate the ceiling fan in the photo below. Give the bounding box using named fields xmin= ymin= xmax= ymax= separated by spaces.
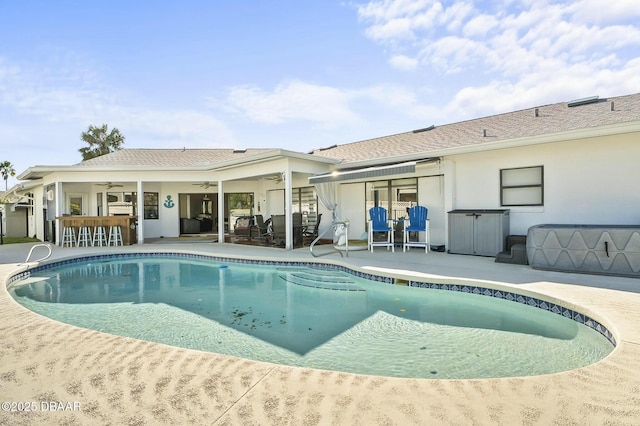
xmin=263 ymin=172 xmax=285 ymax=184
xmin=193 ymin=182 xmax=216 ymax=189
xmin=95 ymin=182 xmax=124 ymax=190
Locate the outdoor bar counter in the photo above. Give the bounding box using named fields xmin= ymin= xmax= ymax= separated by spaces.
xmin=57 ymin=216 xmax=137 ymax=245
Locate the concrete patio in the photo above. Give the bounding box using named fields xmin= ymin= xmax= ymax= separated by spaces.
xmin=1 ymin=242 xmax=639 ymax=425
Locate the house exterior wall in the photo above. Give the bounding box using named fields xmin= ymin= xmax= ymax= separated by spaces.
xmin=15 ymin=128 xmax=640 ymax=249
xmin=449 ymin=133 xmax=640 ymax=236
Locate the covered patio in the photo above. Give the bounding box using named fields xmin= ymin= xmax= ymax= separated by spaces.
xmin=15 ymin=149 xmax=337 ymax=250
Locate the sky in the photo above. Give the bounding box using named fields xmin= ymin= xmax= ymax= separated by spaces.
xmin=1 ymin=0 xmax=639 ymax=189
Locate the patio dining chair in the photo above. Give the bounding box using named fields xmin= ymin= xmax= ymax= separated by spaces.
xmin=302 ymin=213 xmax=322 ymax=246
xmin=271 ymin=215 xmax=286 ymax=246
xmin=368 ymin=206 xmax=394 ymax=252
xmin=403 ymin=205 xmax=430 ymax=253
xmin=250 ymin=214 xmax=271 ymax=244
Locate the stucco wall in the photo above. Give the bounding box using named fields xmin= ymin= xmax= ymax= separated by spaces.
xmin=449 ymin=133 xmax=640 ymax=235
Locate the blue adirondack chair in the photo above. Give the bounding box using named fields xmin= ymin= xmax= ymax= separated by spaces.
xmin=368 ymin=206 xmax=394 ymax=252
xmin=403 ymin=205 xmax=430 ymax=253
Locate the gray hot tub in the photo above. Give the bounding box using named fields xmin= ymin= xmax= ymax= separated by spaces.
xmin=527 ymin=224 xmax=640 ymax=277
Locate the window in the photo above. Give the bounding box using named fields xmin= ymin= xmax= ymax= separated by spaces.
xmin=292 ymin=187 xmax=318 ymax=228
xmin=500 ymin=166 xmax=543 ymax=206
xmin=96 ymin=192 xmax=103 ymax=216
xmin=144 ymin=192 xmax=159 ymax=219
xmin=225 ymin=193 xmax=254 ymax=227
xmin=67 ymin=194 xmax=85 ymax=215
xmin=365 ymin=178 xmax=417 ymax=223
xmin=107 ymin=192 xmax=136 ymax=216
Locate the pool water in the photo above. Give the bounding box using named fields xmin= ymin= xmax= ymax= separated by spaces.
xmin=10 ymin=256 xmax=613 ymax=379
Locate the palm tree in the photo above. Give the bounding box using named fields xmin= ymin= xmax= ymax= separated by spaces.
xmin=79 ymin=124 xmax=125 ymax=161
xmin=1 ymin=161 xmax=16 ymax=191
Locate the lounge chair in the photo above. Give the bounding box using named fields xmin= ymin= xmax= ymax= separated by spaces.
xmin=367 ymin=206 xmax=394 ymax=252
xmin=233 ymin=216 xmax=254 ymax=240
xmin=403 ymin=206 xmax=430 ymax=253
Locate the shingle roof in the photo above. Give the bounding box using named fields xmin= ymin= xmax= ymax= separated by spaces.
xmin=73 ymin=93 xmax=640 ymax=169
xmin=75 ymin=148 xmax=275 ymax=167
xmin=311 ymin=93 xmax=640 ymax=164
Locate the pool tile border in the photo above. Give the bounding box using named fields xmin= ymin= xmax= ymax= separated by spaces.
xmin=8 ymin=252 xmax=616 ymax=346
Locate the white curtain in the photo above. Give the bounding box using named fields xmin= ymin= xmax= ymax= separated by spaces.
xmin=314 ymin=182 xmax=338 ymax=223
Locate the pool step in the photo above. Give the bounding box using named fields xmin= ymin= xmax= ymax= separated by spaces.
xmin=275 ymin=267 xmax=348 ymax=277
xmin=278 ymin=272 xmax=364 ymax=292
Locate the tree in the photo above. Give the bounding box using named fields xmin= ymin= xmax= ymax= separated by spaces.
xmin=79 ymin=124 xmax=125 ymax=161
xmin=1 ymin=161 xmax=16 ymax=191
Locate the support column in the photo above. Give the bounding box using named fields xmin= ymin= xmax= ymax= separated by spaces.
xmin=217 ymin=180 xmax=224 ymax=243
xmin=137 ymin=181 xmax=144 ymax=244
xmin=442 ymin=159 xmax=456 ymax=250
xmin=55 ymin=181 xmax=63 ymax=246
xmin=284 ymin=169 xmax=293 ymax=250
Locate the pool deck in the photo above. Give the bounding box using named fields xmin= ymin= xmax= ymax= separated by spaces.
xmin=1 ymin=242 xmax=639 ymax=425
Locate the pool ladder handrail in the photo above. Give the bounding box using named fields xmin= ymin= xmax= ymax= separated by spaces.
xmin=19 ymin=243 xmax=52 ymax=267
xmin=310 ymin=221 xmax=348 ymax=258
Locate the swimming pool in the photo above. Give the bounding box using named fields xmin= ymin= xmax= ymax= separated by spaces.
xmin=8 ymin=253 xmax=615 ymax=379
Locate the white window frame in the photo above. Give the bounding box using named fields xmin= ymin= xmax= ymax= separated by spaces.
xmin=66 ymin=193 xmax=88 ymax=215
xmin=500 ymin=166 xmax=544 ymax=207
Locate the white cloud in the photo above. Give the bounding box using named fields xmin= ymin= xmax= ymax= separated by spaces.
xmin=357 ymin=0 xmax=433 ymax=22
xmin=119 ymin=110 xmax=235 ymax=148
xmin=420 ymin=35 xmax=490 ymax=73
xmin=358 ymin=0 xmax=444 ymax=42
xmin=357 ymin=0 xmax=640 ymax=122
xmin=0 ymin=54 xmax=236 ymax=147
xmin=567 ymin=0 xmax=640 ymax=24
xmin=222 ymin=79 xmax=440 ymax=133
xmin=226 ymin=80 xmax=361 ymax=126
xmin=463 ymin=14 xmax=499 ymax=38
xmin=389 ymin=54 xmax=419 ymax=70
xmin=350 ymin=84 xmax=440 ymax=121
xmin=438 ymin=1 xmax=474 ymax=32
xmin=364 ymin=17 xmax=416 ymax=41
xmin=444 ymin=56 xmax=640 ymax=120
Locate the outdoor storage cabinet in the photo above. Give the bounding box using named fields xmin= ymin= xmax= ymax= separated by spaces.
xmin=448 ymin=209 xmax=510 ymax=256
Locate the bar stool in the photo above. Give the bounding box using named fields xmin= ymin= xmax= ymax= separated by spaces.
xmin=62 ymin=226 xmax=76 ymax=247
xmin=93 ymin=224 xmax=108 ymax=247
xmin=77 ymin=225 xmax=93 ymax=247
xmin=108 ymin=225 xmax=123 ymax=246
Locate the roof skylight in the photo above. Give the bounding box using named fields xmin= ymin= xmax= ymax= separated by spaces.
xmin=568 ymin=96 xmax=599 ymax=107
